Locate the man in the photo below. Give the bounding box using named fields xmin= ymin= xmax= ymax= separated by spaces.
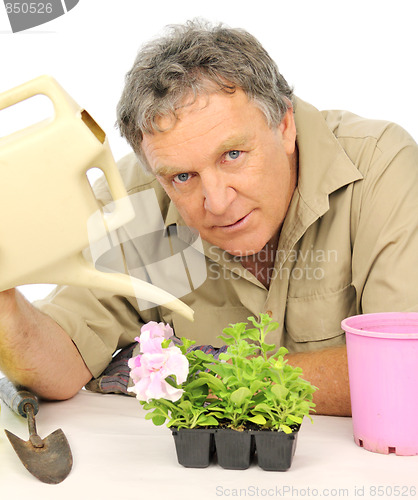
xmin=1 ymin=21 xmax=417 ymax=416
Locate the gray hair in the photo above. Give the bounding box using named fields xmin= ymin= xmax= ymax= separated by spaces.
xmin=116 ymin=19 xmax=294 ymax=169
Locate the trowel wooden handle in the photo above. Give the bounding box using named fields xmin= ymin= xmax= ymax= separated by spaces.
xmin=0 ymin=378 xmax=39 ymax=418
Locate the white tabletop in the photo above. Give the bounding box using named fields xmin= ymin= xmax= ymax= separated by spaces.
xmin=1 ymin=389 xmax=417 ymax=499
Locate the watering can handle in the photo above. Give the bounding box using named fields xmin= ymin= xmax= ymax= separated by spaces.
xmin=0 ymin=75 xmax=80 ymax=118
xmin=0 ymin=75 xmax=135 ymax=233
xmin=89 ymin=147 xmax=135 ymax=234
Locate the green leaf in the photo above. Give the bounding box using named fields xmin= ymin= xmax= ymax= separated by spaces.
xmin=265 ymin=321 xmax=279 ymax=334
xmin=205 ymin=409 xmax=225 ymax=417
xmin=219 ymin=322 xmax=247 ymax=342
xmin=206 ymin=363 xmax=231 ymax=379
xmin=193 ymin=350 xmax=215 ymax=362
xmin=248 ymin=316 xmax=261 ymax=328
xmin=161 ymin=339 xmax=171 ymax=349
xmin=178 ymin=400 xmax=193 ymax=412
xmin=286 ymin=415 xmax=303 ymax=424
xmin=151 ymin=415 xmax=166 ymax=426
xmin=244 ymin=327 xmax=260 ymax=341
xmin=185 ymin=378 xmax=210 ymax=391
xmin=198 ymin=372 xmax=227 ymax=392
xmin=261 ymin=342 xmax=276 ymax=352
xmin=247 ymin=414 xmax=267 ymax=425
xmin=230 ymin=387 xmax=252 ymax=406
xmin=180 ymin=337 xmax=196 ymax=351
xmin=217 ymin=335 xmax=235 ymax=345
xmin=196 ymin=415 xmax=219 ymax=426
xmin=249 ymin=379 xmax=266 ymax=394
xmin=280 ymin=424 xmax=294 ymax=434
xmin=217 ymin=352 xmax=232 ymax=362
xmin=271 ymin=384 xmax=289 ymax=400
xmin=277 ymin=346 xmax=289 ymax=357
xmin=253 ymin=402 xmax=273 ymax=412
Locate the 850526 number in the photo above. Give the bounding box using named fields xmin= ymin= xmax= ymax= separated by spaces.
xmin=5 ymin=2 xmax=53 ymax=14
xmin=369 ymin=485 xmax=417 ymax=497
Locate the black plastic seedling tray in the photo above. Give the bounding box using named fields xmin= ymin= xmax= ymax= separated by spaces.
xmin=171 ymin=427 xmax=299 ymax=471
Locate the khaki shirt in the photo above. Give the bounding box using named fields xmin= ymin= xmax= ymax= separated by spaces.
xmin=35 ymin=98 xmax=418 ymax=378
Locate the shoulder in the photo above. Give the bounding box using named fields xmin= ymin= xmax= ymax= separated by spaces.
xmin=295 ymin=97 xmax=417 ymax=174
xmin=321 ymin=108 xmax=417 ymax=172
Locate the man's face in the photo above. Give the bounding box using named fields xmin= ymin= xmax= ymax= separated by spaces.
xmin=142 ymin=88 xmax=297 ymax=256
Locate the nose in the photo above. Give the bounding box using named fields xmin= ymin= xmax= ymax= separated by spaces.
xmin=202 ymin=173 xmax=236 ymax=215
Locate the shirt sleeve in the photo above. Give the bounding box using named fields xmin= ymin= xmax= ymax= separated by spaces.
xmin=351 ymin=123 xmax=418 ymax=313
xmin=33 ymin=285 xmax=158 ymax=378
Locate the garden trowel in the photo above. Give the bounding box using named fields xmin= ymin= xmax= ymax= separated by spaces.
xmin=0 ymin=378 xmax=73 ymax=484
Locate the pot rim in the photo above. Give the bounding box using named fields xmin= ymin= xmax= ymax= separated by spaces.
xmin=342 ymin=312 xmax=418 ymax=339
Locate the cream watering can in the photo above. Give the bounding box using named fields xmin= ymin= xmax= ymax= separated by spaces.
xmin=0 ymin=75 xmax=193 ymax=321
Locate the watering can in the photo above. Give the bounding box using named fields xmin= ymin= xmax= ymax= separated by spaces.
xmin=0 ymin=75 xmax=193 ymax=321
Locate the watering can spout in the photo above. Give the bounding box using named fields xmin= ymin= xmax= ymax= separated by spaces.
xmin=0 ymin=75 xmax=194 ymax=321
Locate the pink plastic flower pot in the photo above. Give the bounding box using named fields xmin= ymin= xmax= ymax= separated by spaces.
xmin=342 ymin=312 xmax=418 ymax=456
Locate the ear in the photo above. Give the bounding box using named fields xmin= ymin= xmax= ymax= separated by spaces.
xmin=278 ymin=107 xmax=296 ymax=156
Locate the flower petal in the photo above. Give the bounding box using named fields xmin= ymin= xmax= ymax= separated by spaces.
xmin=161 ymin=380 xmax=184 ymax=402
xmin=163 ymin=350 xmax=189 ymax=384
xmin=128 ymin=354 xmax=142 ymax=369
xmin=139 ymin=331 xmax=164 ymax=354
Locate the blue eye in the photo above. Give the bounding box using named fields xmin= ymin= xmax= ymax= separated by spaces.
xmin=227 ymin=150 xmax=241 ymax=160
xmin=174 ymin=172 xmax=190 ymax=183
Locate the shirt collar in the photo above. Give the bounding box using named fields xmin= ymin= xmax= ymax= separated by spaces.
xmin=276 ymin=97 xmax=363 ymax=265
xmin=294 ymin=96 xmax=363 ymax=215
xmin=165 ymin=196 xmax=183 ymax=228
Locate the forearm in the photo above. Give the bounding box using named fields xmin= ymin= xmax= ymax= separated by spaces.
xmin=286 ymin=345 xmax=351 ymax=417
xmin=0 ymin=289 xmax=92 ymax=400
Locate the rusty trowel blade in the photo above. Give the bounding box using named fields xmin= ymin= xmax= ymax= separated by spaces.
xmin=5 ymin=428 xmax=73 ymax=484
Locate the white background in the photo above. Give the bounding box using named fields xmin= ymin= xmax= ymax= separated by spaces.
xmin=1 ymin=0 xmax=417 ymax=301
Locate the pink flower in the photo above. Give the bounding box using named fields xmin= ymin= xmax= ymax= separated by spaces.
xmin=137 ymin=321 xmax=174 ymax=354
xmin=128 ymin=322 xmax=188 ymax=403
xmin=141 ymin=321 xmax=174 ymax=340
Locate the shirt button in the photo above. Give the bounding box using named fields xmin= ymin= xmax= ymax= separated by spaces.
xmin=265 ymin=310 xmax=273 ymax=317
